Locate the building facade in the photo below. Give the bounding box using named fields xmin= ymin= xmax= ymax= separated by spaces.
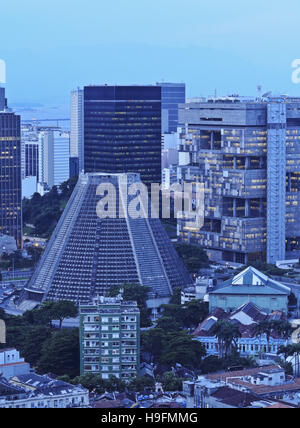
xmin=177 ymin=96 xmax=300 ymax=264
xmin=79 ymin=296 xmax=140 ymax=380
xmin=208 ymin=266 xmax=290 ymax=314
xmin=156 ymin=82 xmax=186 ymax=134
xmin=70 ymin=88 xmax=84 ymax=173
xmin=84 ymin=85 xmax=162 ymax=190
xmin=0 ymin=94 xmax=22 ymax=248
xmin=38 ymin=130 xmax=70 ymax=189
xmin=22 ymin=173 xmax=192 ymax=307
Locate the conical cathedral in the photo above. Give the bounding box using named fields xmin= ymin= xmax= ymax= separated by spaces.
xmin=22 ymin=173 xmax=192 ymax=306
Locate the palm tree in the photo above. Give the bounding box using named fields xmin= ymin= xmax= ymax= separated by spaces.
xmin=210 ymin=320 xmax=241 ymax=358
xmin=272 ymin=320 xmax=294 ymax=343
xmin=278 ymin=343 xmax=300 ymax=377
xmin=252 ymin=320 xmax=276 ymax=354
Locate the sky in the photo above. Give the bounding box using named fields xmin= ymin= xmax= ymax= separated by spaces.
xmin=1 ymin=0 xmax=300 ymax=108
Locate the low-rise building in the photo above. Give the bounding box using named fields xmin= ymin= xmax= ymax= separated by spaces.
xmin=0 ymin=373 xmax=89 ymax=408
xmin=193 ymin=302 xmax=288 ymax=357
xmin=209 ymin=266 xmax=290 ymax=314
xmin=0 ymin=348 xmax=30 ymax=379
xmin=183 ymin=365 xmax=300 ymax=407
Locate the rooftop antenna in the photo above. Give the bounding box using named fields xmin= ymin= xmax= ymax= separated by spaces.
xmin=257 ymin=85 xmax=262 ymax=99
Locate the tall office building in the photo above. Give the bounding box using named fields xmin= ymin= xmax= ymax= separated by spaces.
xmin=0 ymin=90 xmax=22 ymax=248
xmin=38 ymin=131 xmax=54 ymax=189
xmin=25 ymin=142 xmax=39 ymax=179
xmin=53 ymin=131 xmax=70 ymax=186
xmin=177 ymin=96 xmax=300 ymax=265
xmin=22 ymin=173 xmax=192 ymax=308
xmin=84 ymin=86 xmax=162 ymax=189
xmin=156 ymin=82 xmax=186 ymax=134
xmin=70 ymin=88 xmax=84 ymax=172
xmin=79 ymin=296 xmax=140 ymax=380
xmin=38 ymin=130 xmax=70 ymax=190
xmin=0 ymin=87 xmax=5 ymax=112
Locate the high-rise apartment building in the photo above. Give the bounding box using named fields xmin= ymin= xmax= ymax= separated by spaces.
xmin=156 ymin=82 xmax=186 ymax=134
xmin=177 ymin=96 xmax=300 ymax=265
xmin=0 ymin=91 xmax=22 ymax=248
xmin=84 ymin=85 xmax=162 ymax=189
xmin=79 ymin=296 xmax=140 ymax=380
xmin=70 ymin=88 xmax=84 ymax=173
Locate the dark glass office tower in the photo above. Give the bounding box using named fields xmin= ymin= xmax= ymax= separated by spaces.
xmin=84 ymin=86 xmax=162 ymax=188
xmin=156 ymin=82 xmax=186 ymax=133
xmin=0 ymin=104 xmax=22 ymax=248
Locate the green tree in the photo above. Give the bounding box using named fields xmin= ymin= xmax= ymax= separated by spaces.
xmin=156 ymin=316 xmax=181 ymax=332
xmin=174 ymin=243 xmax=209 ymax=273
xmin=182 ymin=300 xmax=209 ymax=329
xmin=169 ymin=287 xmax=182 ymax=305
xmin=162 ymin=372 xmax=184 ymax=392
xmin=51 ymin=300 xmax=78 ymax=329
xmin=109 ymin=283 xmax=152 ymax=327
xmin=210 ymin=320 xmax=241 ymax=357
xmin=37 ymin=328 xmax=80 ymax=378
xmin=160 ymin=331 xmax=206 ymax=368
xmin=141 ymin=328 xmax=165 ymax=363
xmin=127 ymin=376 xmax=155 ymax=392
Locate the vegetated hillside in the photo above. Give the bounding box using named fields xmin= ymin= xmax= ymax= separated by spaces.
xmin=22 ymin=176 xmax=78 ymax=239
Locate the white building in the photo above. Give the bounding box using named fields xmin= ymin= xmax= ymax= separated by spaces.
xmin=0 ymin=348 xmax=30 ymax=379
xmin=38 ymin=130 xmax=70 ymax=192
xmin=70 ymin=88 xmax=84 ymax=172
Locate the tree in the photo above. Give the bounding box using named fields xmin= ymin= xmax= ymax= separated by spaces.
xmin=251 ymin=320 xmax=291 ymax=354
xmin=127 ymin=376 xmax=155 ymax=392
xmin=162 ymin=372 xmax=184 ymax=392
xmin=272 ymin=320 xmax=294 ymax=342
xmin=174 ymin=243 xmax=209 ymax=273
xmin=156 ymin=316 xmax=182 ymax=332
xmin=141 ymin=328 xmax=165 ymax=363
xmin=277 ymin=343 xmax=300 ymax=376
xmin=109 ymin=283 xmax=152 ymax=327
xmin=37 ymin=328 xmax=80 ymax=378
xmin=159 ymin=331 xmax=206 ymax=368
xmin=22 ymin=326 xmax=52 ymax=366
xmin=51 ymin=300 xmax=78 ymax=329
xmin=182 ymin=300 xmax=209 ymax=329
xmin=210 ymin=320 xmax=241 ymax=357
xmin=169 ymin=287 xmax=182 ymax=305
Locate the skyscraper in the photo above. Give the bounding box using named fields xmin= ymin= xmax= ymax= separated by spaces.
xmin=84 ymin=85 xmax=162 ymax=189
xmin=22 ymin=173 xmax=192 ymax=309
xmin=177 ymin=96 xmax=300 ymax=265
xmin=70 ymin=88 xmax=84 ymax=173
xmin=156 ymin=82 xmax=186 ymax=134
xmin=0 ymin=90 xmax=22 ymax=248
xmin=38 ymin=130 xmax=70 ymax=190
xmin=0 ymin=88 xmax=5 ymax=112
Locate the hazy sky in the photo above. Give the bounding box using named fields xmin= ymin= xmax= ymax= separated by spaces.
xmin=1 ymin=0 xmax=300 ymax=105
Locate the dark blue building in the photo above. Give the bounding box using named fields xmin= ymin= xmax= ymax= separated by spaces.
xmin=0 ymin=94 xmax=22 ymax=248
xmin=84 ymin=85 xmax=162 ymax=188
xmin=156 ymin=82 xmax=186 ymax=133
